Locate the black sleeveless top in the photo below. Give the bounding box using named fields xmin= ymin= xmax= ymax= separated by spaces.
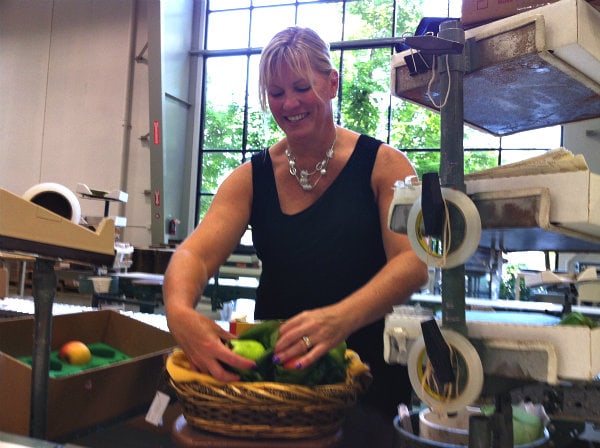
xmin=250 ymin=134 xmax=410 ymax=415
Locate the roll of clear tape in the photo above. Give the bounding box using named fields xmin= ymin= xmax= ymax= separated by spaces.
xmin=407 ymin=188 xmax=481 ymax=269
xmin=22 ymin=182 xmax=82 ymax=225
xmin=407 ymin=328 xmax=484 ymax=414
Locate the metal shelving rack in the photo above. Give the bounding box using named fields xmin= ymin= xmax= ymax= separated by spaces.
xmin=392 ymin=1 xmax=600 ymax=254
xmin=392 ymin=2 xmax=600 ymax=444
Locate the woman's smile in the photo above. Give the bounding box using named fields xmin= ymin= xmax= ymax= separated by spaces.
xmin=286 ymin=113 xmax=308 ymax=123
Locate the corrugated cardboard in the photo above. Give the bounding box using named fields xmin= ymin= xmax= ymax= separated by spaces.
xmin=0 ymin=310 xmax=175 ymax=441
xmin=462 ymin=0 xmax=561 ymax=26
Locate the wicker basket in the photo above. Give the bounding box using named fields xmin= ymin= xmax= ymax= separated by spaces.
xmin=166 ymin=349 xmax=372 ymax=439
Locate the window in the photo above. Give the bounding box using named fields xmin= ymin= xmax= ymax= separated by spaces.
xmin=196 ymin=0 xmax=561 ymax=222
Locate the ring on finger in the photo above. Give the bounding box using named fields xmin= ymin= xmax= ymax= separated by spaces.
xmin=302 ymin=335 xmax=313 ymax=351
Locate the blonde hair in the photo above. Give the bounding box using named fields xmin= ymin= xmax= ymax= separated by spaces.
xmin=258 ymin=27 xmax=335 ymax=111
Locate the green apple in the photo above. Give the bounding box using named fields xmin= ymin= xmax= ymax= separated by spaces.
xmin=58 ymin=341 xmax=92 ymax=365
xmin=229 ymin=339 xmax=266 ymax=361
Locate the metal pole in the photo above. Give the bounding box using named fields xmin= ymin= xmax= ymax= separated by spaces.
xmin=469 ymin=415 xmax=493 ymax=448
xmin=493 ymin=393 xmax=515 ymax=448
xmin=438 ymin=20 xmax=468 ymax=335
xmin=30 ymin=258 xmax=57 ymax=439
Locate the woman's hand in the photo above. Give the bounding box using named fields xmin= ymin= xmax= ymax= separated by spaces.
xmin=273 ymin=306 xmax=349 ymax=370
xmin=166 ymin=306 xmax=257 ymax=382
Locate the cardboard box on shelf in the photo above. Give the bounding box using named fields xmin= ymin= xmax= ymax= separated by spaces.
xmin=0 ymin=310 xmax=176 ymax=441
xmin=461 ymin=0 xmax=561 ymax=26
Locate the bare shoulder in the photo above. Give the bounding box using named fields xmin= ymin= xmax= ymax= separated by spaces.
xmin=217 ymin=160 xmax=253 ymax=195
xmin=376 ymin=141 xmax=412 ymax=165
xmin=208 ymin=162 xmax=252 ymax=220
xmin=373 ymin=142 xmax=416 ymax=184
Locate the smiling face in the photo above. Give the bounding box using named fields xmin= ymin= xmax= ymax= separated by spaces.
xmin=258 ymin=27 xmax=339 ymax=142
xmin=266 ymin=64 xmax=338 ymax=140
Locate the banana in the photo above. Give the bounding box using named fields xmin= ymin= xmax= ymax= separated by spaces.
xmin=344 ymin=349 xmax=372 ymax=392
xmin=166 ymin=348 xmax=224 ymax=385
xmin=167 ymin=347 xmax=372 ymax=389
xmin=344 ymin=349 xmax=371 ymax=381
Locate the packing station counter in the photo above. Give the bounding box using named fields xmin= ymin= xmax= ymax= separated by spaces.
xmin=0 ymin=185 xmax=269 ymax=447
xmin=0 ymin=187 xmax=176 ymax=444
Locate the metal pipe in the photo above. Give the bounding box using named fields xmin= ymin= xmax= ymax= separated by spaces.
xmin=438 ymin=20 xmax=468 ymax=335
xmin=118 ymin=0 xmax=138 ymax=223
xmin=493 ymin=393 xmax=515 ymax=448
xmin=469 ymin=415 xmax=493 ymax=448
xmin=29 ymin=258 xmax=57 ymax=439
xmin=190 ymin=36 xmax=406 ymax=58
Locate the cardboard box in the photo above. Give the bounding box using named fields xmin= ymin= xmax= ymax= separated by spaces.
xmin=0 ymin=310 xmax=175 ymax=441
xmin=466 ymin=169 xmax=600 ymax=237
xmin=462 ymin=0 xmax=561 ymax=26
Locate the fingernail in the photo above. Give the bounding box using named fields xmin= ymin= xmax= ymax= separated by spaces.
xmin=272 ymin=355 xmax=280 ymax=364
xmin=295 ymin=362 xmax=302 ymax=369
xmin=251 ymin=363 xmax=258 ymax=370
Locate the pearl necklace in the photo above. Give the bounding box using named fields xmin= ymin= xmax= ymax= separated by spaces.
xmin=285 ymin=132 xmax=337 ymax=191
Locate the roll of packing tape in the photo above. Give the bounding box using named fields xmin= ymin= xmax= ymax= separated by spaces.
xmin=407 ymin=329 xmax=484 ymax=414
xmin=22 ymin=182 xmax=82 ymax=224
xmin=407 ymin=188 xmax=481 ymax=269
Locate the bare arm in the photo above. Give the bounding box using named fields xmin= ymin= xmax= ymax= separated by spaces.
xmin=163 ymin=162 xmax=257 ymax=381
xmin=274 ymin=143 xmax=429 ymax=368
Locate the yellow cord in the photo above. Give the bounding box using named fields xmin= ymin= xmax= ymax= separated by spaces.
xmin=423 ymin=197 xmax=452 ymax=269
xmin=419 ymin=344 xmax=462 ymax=414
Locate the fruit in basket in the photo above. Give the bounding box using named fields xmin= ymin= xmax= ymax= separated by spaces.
xmin=237 ymin=319 xmax=282 ymax=348
xmin=58 ymin=340 xmax=92 ymax=365
xmin=274 ymin=341 xmax=348 ymax=386
xmin=240 ymin=321 xmax=350 ymax=385
xmin=219 ymin=320 xmax=354 ymax=385
xmin=226 ymin=338 xmax=273 ymax=381
xmin=282 ymin=358 xmax=301 ymax=370
xmin=229 ymin=339 xmax=266 ymax=361
xmin=329 ymin=340 xmax=347 ymax=367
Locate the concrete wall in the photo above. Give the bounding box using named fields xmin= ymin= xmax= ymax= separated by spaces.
xmin=0 ymin=0 xmax=154 ymax=247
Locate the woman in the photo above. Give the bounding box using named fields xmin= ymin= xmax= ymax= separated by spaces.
xmin=163 ymin=26 xmax=428 ymax=442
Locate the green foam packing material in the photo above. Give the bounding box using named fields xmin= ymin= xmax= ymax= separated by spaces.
xmin=19 ymin=342 xmax=131 ymax=378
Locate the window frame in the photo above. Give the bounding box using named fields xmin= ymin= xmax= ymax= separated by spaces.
xmin=193 ymin=0 xmax=562 ymax=225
